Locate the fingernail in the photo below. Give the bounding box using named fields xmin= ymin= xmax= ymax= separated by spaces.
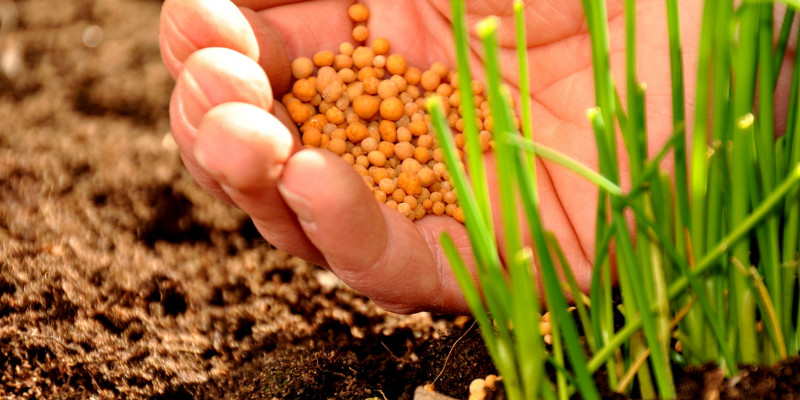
xmin=177 ymin=70 xmax=211 ymax=130
xmin=278 ymin=182 xmax=315 ymax=225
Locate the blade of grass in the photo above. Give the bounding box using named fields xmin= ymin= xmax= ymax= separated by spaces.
xmin=514 ymin=0 xmax=534 ymax=175
xmin=514 ymin=115 xmax=601 ymax=400
xmin=507 ymin=136 xmax=622 ymax=196
xmin=450 ymin=0 xmax=491 ymax=229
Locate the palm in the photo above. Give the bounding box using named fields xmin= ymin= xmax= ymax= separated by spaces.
xmin=161 ymin=0 xmax=701 ymax=312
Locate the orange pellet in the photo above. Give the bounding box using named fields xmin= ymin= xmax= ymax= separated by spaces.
xmin=377 ymin=80 xmax=399 ymax=99
xmin=346 ymin=122 xmax=369 ymax=143
xmin=397 ymin=202 xmax=412 ymax=218
xmin=391 ymin=188 xmax=406 ymax=203
xmin=386 ymin=54 xmax=408 ymax=76
xmin=379 ymin=120 xmax=397 ymax=142
xmin=432 ymin=201 xmax=445 ymax=215
xmin=339 ymin=41 xmax=354 ymax=56
xmin=339 ymin=68 xmax=356 ymax=83
xmin=401 ymin=158 xmax=422 ymax=174
xmin=398 ymin=172 xmax=422 ymax=196
xmin=453 ymin=207 xmax=465 ymax=223
xmin=327 ymin=138 xmax=347 ymax=155
xmin=378 ymin=141 xmax=394 ymax=158
xmin=379 ymin=178 xmax=396 ymax=194
xmin=358 ymin=66 xmax=378 ymax=82
xmin=404 ymin=67 xmax=421 ymax=85
xmin=341 ymin=153 xmax=355 ymax=165
xmin=430 ymin=61 xmax=449 ymax=78
xmin=418 ymin=167 xmax=436 ymax=187
xmin=372 ymin=37 xmax=390 ymax=55
xmin=302 ymin=127 xmax=323 ymax=147
xmin=380 ymin=97 xmax=404 ymax=121
xmin=413 ymin=146 xmax=430 ymax=164
xmin=326 ymin=106 xmax=345 ymax=124
xmin=360 ymin=137 xmax=378 ymax=152
xmin=372 ymin=168 xmax=390 ymax=184
xmin=396 ymin=126 xmax=412 ymax=142
xmin=291 ymin=57 xmax=314 ymax=79
xmin=313 ymin=50 xmax=335 ymax=67
xmin=353 ymin=25 xmax=369 ymax=42
xmin=367 ymin=150 xmax=386 ymax=167
xmin=348 ymin=3 xmax=369 ymax=22
xmin=394 ymin=142 xmax=413 ymax=160
xmin=292 ymin=79 xmax=316 ymax=102
xmin=408 ymin=119 xmax=428 ymax=136
xmin=287 ymin=100 xmax=310 ymax=124
xmin=373 ymin=55 xmax=386 ymax=69
xmin=420 ymin=70 xmax=441 ymax=91
xmin=353 ymin=95 xmax=380 ymax=120
xmin=417 ymin=134 xmax=433 ymax=149
xmin=362 ymin=76 xmax=379 ymax=95
xmin=443 ymin=190 xmax=457 ymax=205
xmin=352 ymin=46 xmax=375 ymax=69
xmin=334 ymin=53 xmax=353 ymax=70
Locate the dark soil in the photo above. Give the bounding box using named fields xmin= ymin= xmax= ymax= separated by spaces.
xmin=2 ymin=0 xmax=800 ymax=399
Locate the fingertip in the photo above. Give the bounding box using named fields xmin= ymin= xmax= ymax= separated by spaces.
xmin=194 ymin=102 xmax=295 ymax=190
xmin=160 ymin=0 xmax=260 ymax=78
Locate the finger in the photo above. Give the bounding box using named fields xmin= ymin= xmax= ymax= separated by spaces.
xmin=160 ymin=0 xmax=293 ymax=92
xmin=160 ymin=0 xmax=260 ymax=79
xmin=278 ymin=149 xmax=471 ymax=314
xmin=170 ymin=47 xmax=281 ymax=204
xmin=195 ymin=102 xmax=323 ymax=264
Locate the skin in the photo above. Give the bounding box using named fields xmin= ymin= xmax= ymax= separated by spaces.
xmin=159 ymin=0 xmax=791 ymax=314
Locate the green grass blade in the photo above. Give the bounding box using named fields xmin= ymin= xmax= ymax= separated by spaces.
xmin=508 ymin=136 xmax=622 ymax=196
xmin=450 ymin=0 xmax=491 ymax=229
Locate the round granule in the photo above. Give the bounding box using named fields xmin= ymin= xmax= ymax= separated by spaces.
xmin=404 ymin=67 xmax=421 ymax=85
xmin=287 ymin=100 xmax=310 ymax=124
xmin=348 ymin=3 xmax=369 ymax=22
xmin=346 ymin=122 xmax=369 ymax=143
xmin=313 ymin=50 xmax=335 ymax=67
xmin=360 ymin=137 xmax=378 ymax=152
xmin=379 ymin=178 xmax=396 ymax=194
xmin=353 ymin=95 xmax=380 ymax=120
xmin=291 ymin=57 xmax=314 ymax=79
xmin=292 ymin=79 xmax=316 ymax=102
xmin=372 ymin=37 xmax=390 ymax=55
xmin=302 ymin=128 xmax=323 ymax=147
xmin=352 ymin=46 xmax=375 ymax=69
xmin=377 ymin=80 xmax=399 ymax=99
xmin=394 ymin=142 xmax=413 ymax=160
xmin=339 ymin=41 xmax=354 ymax=56
xmin=327 ymin=138 xmax=347 ymax=155
xmin=373 ymin=55 xmax=386 ymax=69
xmin=353 ymin=25 xmax=369 ymax=42
xmin=386 ymin=54 xmax=408 ymax=76
xmin=380 ymin=97 xmax=404 ymax=121
xmin=420 ymin=70 xmax=441 ymax=91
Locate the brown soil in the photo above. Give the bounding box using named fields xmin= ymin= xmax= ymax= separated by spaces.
xmin=2 ymin=0 xmax=800 ymax=399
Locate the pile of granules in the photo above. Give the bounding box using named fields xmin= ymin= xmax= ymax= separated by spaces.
xmin=284 ymin=3 xmax=493 ymax=223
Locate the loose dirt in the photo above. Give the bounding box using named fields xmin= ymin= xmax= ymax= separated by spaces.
xmin=2 ymin=0 xmax=799 ymax=399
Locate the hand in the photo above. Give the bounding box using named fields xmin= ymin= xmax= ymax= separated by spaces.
xmin=159 ymin=0 xmax=705 ymax=314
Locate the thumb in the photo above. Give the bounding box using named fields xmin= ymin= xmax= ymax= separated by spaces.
xmin=277 ymin=149 xmax=469 ymax=314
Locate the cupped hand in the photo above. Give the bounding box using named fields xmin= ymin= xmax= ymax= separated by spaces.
xmin=159 ymin=0 xmax=702 ymax=314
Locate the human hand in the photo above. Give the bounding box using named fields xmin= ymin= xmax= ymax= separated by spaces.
xmin=159 ymin=0 xmax=705 ymax=314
